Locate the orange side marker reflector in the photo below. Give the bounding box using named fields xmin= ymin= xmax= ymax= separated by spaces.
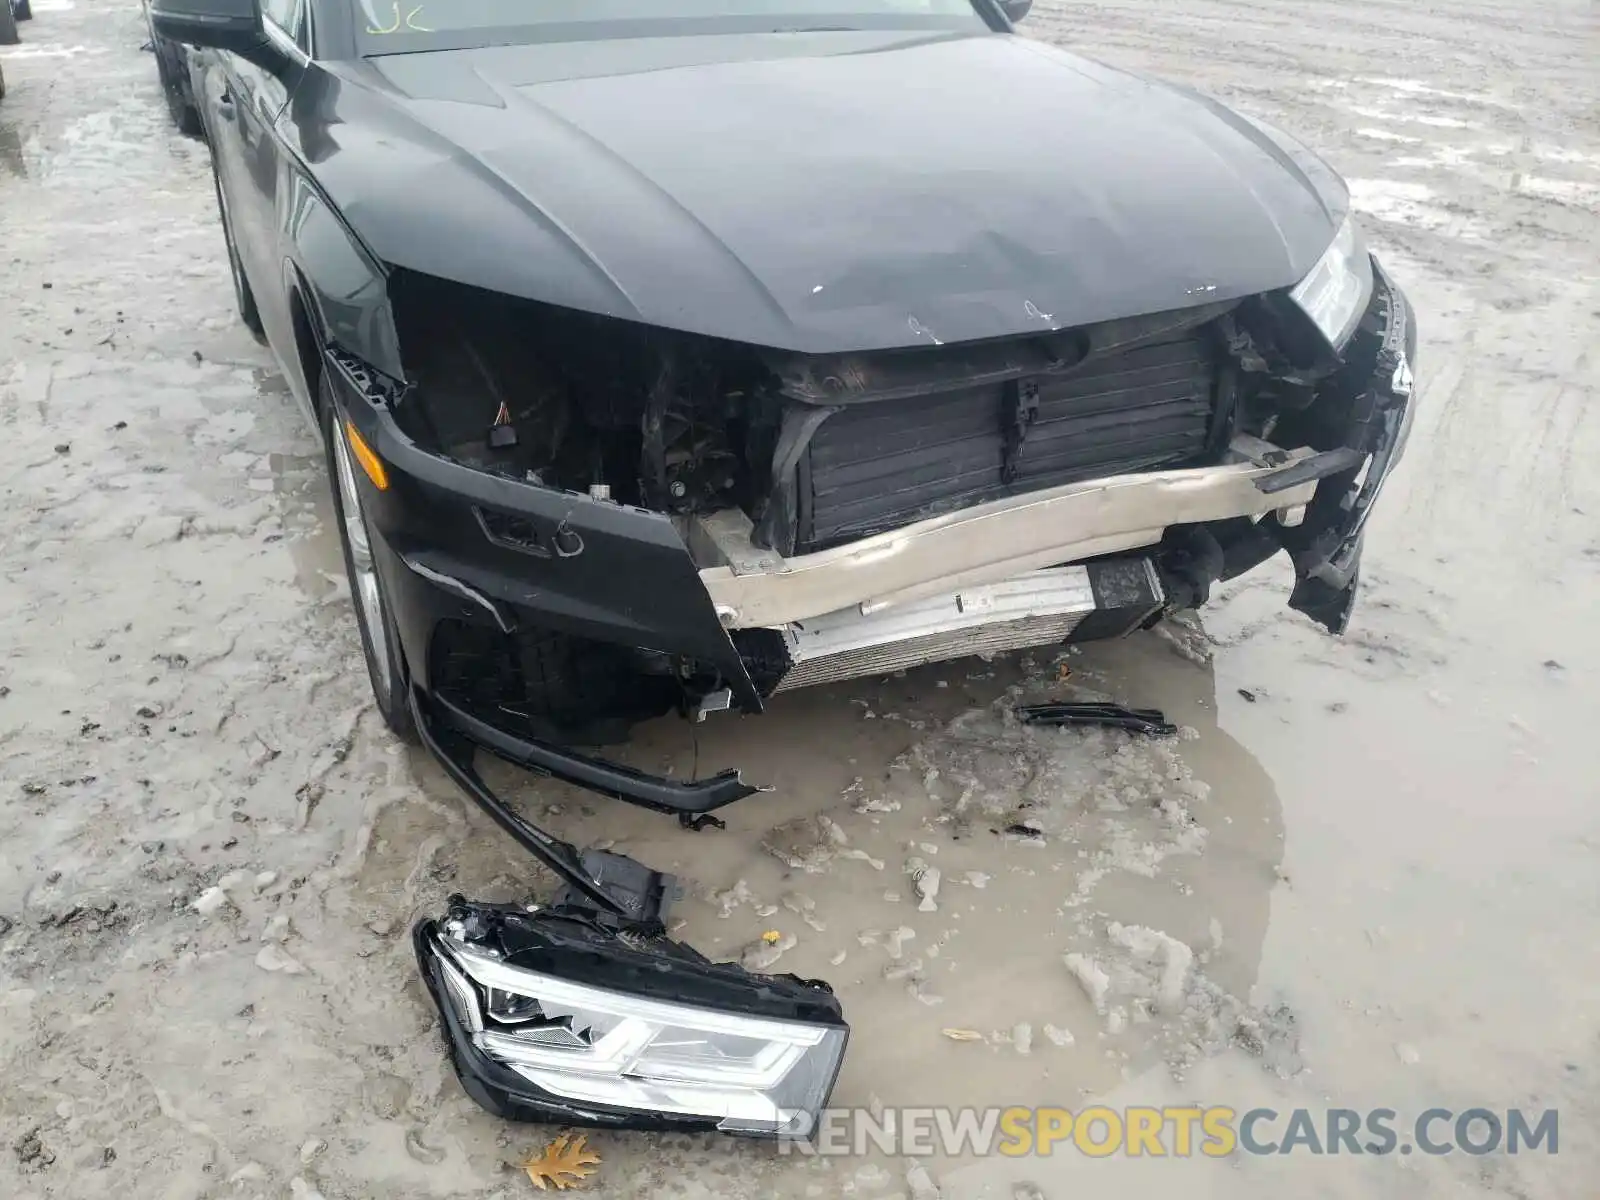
xmin=346 ymin=421 xmax=389 ymax=491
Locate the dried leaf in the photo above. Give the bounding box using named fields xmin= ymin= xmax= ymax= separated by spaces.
xmin=941 ymin=1028 xmax=984 ymax=1042
xmin=521 ymin=1133 xmax=601 ymax=1191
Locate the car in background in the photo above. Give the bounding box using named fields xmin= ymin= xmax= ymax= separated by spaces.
xmin=142 ymin=0 xmax=201 ymax=135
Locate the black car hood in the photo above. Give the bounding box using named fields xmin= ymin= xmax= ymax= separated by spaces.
xmin=302 ymin=30 xmax=1347 ymax=354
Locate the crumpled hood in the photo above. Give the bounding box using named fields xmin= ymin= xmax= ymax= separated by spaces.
xmin=305 ymin=30 xmax=1347 ymax=354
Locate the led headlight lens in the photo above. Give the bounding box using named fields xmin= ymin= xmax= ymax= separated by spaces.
xmin=1289 ymin=214 xmax=1374 ymax=349
xmin=438 ymin=938 xmax=846 ymax=1135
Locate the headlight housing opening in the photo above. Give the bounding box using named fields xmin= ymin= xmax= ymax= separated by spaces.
xmin=1289 ymin=214 xmax=1375 ymax=349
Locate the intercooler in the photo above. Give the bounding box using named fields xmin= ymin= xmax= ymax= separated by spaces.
xmin=792 ymin=330 xmax=1220 ymax=553
xmin=769 ymin=559 xmax=1166 ymax=693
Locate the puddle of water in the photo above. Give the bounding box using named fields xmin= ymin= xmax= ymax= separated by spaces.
xmin=1386 ymin=143 xmax=1492 ymax=170
xmin=1534 ymin=143 xmax=1600 ymax=167
xmin=442 ymin=631 xmax=1289 ymax=1190
xmin=1347 ymin=178 xmax=1486 ymax=239
xmin=1345 ymin=104 xmax=1483 ymax=131
xmin=1355 ymin=128 xmax=1423 ymax=145
xmin=0 ymin=43 xmax=106 ymax=59
xmin=1516 ymin=175 xmax=1600 ymax=209
xmin=1350 ymin=179 xmax=1437 ymax=203
xmin=270 ymin=448 xmax=345 ymax=604
xmin=1354 ymin=76 xmax=1514 ymax=109
xmin=0 ymin=125 xmax=24 ymax=178
xmin=41 ymin=103 xmax=170 ymax=183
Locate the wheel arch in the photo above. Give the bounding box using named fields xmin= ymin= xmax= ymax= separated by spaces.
xmin=285 ymin=271 xmax=327 ymax=421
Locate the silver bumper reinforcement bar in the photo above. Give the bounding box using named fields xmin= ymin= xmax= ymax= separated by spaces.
xmin=698 ymin=438 xmax=1319 ymax=630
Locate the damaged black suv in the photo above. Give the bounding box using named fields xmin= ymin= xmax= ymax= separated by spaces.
xmin=153 ymin=0 xmax=1416 ymax=1133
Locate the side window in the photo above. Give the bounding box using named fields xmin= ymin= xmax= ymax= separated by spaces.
xmin=261 ymin=0 xmax=304 ymax=43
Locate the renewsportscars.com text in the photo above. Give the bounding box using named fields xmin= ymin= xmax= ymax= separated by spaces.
xmin=782 ymin=1106 xmax=1559 ymax=1158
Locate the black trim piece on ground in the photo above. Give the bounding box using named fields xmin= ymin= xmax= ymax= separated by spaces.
xmin=431 ymin=689 xmax=762 ymax=816
xmin=412 ymin=685 xmax=763 ymax=922
xmin=412 ymin=687 xmax=675 ymax=921
xmin=1015 ymin=702 xmax=1178 ymax=736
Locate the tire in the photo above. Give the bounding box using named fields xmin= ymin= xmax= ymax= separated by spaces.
xmin=13 ymin=0 xmax=31 ymax=22
xmin=321 ymin=372 xmax=418 ymax=743
xmin=173 ymin=95 xmax=204 ymax=140
xmin=0 ymin=2 xmax=19 ymax=47
xmin=155 ymin=41 xmax=203 ymax=137
xmin=209 ymin=160 xmax=266 ymax=340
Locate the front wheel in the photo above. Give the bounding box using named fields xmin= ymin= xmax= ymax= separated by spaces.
xmin=322 ymin=373 xmax=418 ymax=743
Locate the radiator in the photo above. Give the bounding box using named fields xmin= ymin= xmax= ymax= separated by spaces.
xmin=794 ymin=332 xmax=1218 ymax=553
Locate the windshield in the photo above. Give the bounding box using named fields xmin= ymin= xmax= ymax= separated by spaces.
xmin=353 ymin=0 xmax=989 ymax=54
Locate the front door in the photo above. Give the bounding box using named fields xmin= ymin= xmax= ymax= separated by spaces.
xmin=207 ymin=0 xmax=309 ymax=358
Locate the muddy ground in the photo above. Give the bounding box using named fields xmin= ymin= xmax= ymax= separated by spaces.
xmin=1 ymin=0 xmax=1598 ymax=1197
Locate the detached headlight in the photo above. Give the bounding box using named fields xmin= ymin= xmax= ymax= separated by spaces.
xmin=1289 ymin=214 xmax=1374 ymax=349
xmin=417 ymin=902 xmax=848 ymax=1137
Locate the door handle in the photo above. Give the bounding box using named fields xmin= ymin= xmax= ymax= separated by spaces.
xmin=216 ymin=95 xmax=236 ymax=122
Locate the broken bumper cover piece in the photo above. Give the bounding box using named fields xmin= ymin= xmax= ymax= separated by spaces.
xmin=412 ymin=686 xmax=750 ymax=919
xmin=415 ymin=900 xmax=848 ymax=1135
xmin=429 ymin=688 xmax=762 ymax=818
xmin=1278 ymin=259 xmax=1419 ymax=634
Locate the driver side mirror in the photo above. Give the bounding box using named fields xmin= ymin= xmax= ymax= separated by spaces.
xmin=149 ymin=0 xmax=280 ymax=68
xmin=998 ymin=0 xmax=1033 ymax=21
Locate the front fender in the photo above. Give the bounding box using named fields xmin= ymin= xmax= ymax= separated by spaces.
xmin=280 ymin=170 xmax=405 ymax=382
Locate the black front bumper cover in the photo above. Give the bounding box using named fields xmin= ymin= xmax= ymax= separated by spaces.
xmin=1276 ymin=258 xmax=1419 ymax=633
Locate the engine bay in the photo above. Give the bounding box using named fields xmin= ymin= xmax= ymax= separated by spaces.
xmin=383 ymin=269 xmax=1366 ymax=564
